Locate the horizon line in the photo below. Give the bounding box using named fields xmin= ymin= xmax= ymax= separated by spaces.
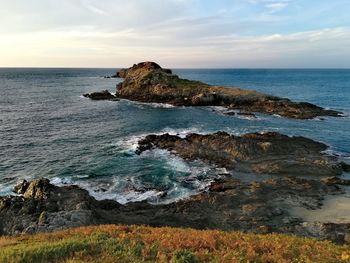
xmin=1 ymin=66 xmax=350 ymax=70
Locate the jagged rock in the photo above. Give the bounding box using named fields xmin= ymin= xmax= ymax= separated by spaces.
xmin=17 ymin=178 xmax=53 ymax=199
xmin=1 ymin=177 xmax=349 ymax=244
xmin=83 ymin=90 xmax=118 ymax=100
xmin=341 ymin=162 xmax=350 ymax=172
xmin=13 ymin=179 xmax=30 ymax=195
xmin=321 ymin=176 xmax=350 ymax=185
xmin=108 ymin=62 xmax=343 ymax=119
xmin=137 ymin=132 xmax=347 ymax=176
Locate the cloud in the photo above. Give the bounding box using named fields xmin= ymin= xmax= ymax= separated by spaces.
xmin=1 ymin=25 xmax=349 ymax=68
xmin=249 ymin=0 xmax=291 ymax=13
xmin=0 ymin=0 xmax=349 ymax=67
xmin=266 ymin=2 xmax=289 ymax=12
xmin=0 ymin=0 xmax=194 ymax=33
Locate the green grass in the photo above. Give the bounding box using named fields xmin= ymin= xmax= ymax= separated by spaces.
xmin=0 ymin=225 xmax=349 ymax=263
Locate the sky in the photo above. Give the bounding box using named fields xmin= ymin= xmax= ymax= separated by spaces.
xmin=0 ymin=0 xmax=350 ymax=68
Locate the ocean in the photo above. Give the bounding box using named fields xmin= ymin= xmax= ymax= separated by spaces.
xmin=1 ymin=68 xmax=349 ymax=203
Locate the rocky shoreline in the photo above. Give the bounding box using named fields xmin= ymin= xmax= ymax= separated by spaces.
xmin=1 ymin=131 xmax=350 ymax=243
xmin=84 ymin=62 xmax=343 ymax=119
xmin=137 ymin=131 xmax=349 ymax=176
xmin=1 ymin=175 xmax=350 ymax=244
xmin=1 ymin=63 xmax=348 ymax=245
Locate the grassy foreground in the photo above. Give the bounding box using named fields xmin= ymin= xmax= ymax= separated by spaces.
xmin=0 ymin=225 xmax=350 ymax=263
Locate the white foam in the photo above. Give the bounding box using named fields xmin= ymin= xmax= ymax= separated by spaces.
xmin=273 ymin=114 xmax=283 ymax=118
xmin=142 ymin=149 xmax=191 ymax=173
xmin=209 ymin=106 xmax=227 ymax=112
xmin=121 ymin=99 xmax=176 ymax=109
xmin=50 ymin=177 xmax=73 ymax=186
xmin=0 ymin=184 xmax=15 ymax=196
xmin=209 ymin=107 xmax=260 ymax=121
xmin=148 ymin=103 xmax=176 ymax=108
xmin=322 ymin=148 xmax=350 ymax=158
xmin=216 ymin=167 xmax=229 ymax=175
xmin=115 ymin=135 xmax=143 ymax=153
xmin=93 ymin=190 xmax=164 ymax=205
xmin=160 ymin=127 xmax=206 ymax=138
xmin=114 ymin=127 xmax=209 ymax=153
xmin=237 ymin=115 xmax=258 ymax=121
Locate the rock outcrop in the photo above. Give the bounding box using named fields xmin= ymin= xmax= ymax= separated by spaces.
xmin=113 ymin=62 xmax=342 ymax=119
xmin=1 ymin=177 xmax=350 ymax=244
xmin=83 ymin=90 xmax=118 ymax=100
xmin=137 ymin=132 xmax=347 ymax=177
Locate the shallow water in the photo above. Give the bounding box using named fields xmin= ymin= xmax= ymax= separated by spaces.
xmin=291 ymin=190 xmax=350 ymax=223
xmin=1 ymin=68 xmax=350 ymax=204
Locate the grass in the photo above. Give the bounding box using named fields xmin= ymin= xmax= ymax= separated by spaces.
xmin=0 ymin=225 xmax=349 ymax=263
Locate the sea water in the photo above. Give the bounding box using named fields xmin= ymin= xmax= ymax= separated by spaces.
xmin=1 ymin=68 xmax=349 ymax=203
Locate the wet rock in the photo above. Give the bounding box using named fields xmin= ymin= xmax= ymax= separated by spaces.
xmin=106 ymin=61 xmax=343 ymax=119
xmin=137 ymin=132 xmax=347 ymax=176
xmin=13 ymin=178 xmax=53 ymax=199
xmin=208 ymin=178 xmax=242 ymax=192
xmin=321 ymin=176 xmax=350 ymax=185
xmin=341 ymin=162 xmax=350 ymax=172
xmin=1 ymin=176 xmax=349 ymax=244
xmin=293 ymin=222 xmax=350 ymax=244
xmin=237 ymin=111 xmax=257 ymax=118
xmin=13 ymin=179 xmax=30 ymax=195
xmin=83 ymin=90 xmax=119 ymax=100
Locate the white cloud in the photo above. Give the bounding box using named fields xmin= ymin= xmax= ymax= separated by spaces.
xmin=1 ymin=25 xmax=349 ymax=68
xmin=249 ymin=0 xmax=291 ymax=13
xmin=0 ymin=0 xmax=349 ymax=67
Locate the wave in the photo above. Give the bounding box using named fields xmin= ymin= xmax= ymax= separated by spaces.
xmin=114 ymin=127 xmax=208 ymax=154
xmin=120 ymin=99 xmax=176 ymax=109
xmin=0 ymin=184 xmax=15 ymax=196
xmin=49 ymin=173 xmax=211 ymax=205
xmin=322 ymin=148 xmax=350 ymax=159
xmin=72 ymin=135 xmax=224 ymax=204
xmin=208 ymin=107 xmax=261 ymax=121
xmin=148 ymin=103 xmax=176 ymax=108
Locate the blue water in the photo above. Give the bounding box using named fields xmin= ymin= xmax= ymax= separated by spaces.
xmin=1 ymin=68 xmax=349 ymax=203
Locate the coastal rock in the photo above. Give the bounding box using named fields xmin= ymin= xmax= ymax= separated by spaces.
xmin=83 ymin=90 xmax=118 ymax=101
xmin=1 ymin=177 xmax=349 ymax=244
xmin=321 ymin=176 xmax=350 ymax=186
xmin=114 ymin=62 xmax=172 ymax=79
xmin=137 ymin=132 xmax=347 ymax=176
xmin=0 ymin=178 xmax=100 ymax=235
xmin=224 ymin=110 xmax=257 ymax=118
xmin=111 ymin=62 xmax=342 ymax=119
xmin=16 ymin=178 xmax=53 ymax=199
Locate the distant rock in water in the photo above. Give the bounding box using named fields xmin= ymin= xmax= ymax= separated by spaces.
xmin=110 ymin=61 xmax=342 ymax=119
xmin=83 ymin=90 xmax=119 ymax=101
xmin=137 ymin=131 xmax=348 ymax=177
xmin=114 ymin=62 xmax=172 ymax=78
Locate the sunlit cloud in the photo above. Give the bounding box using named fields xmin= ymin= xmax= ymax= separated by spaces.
xmin=0 ymin=0 xmax=349 ymax=67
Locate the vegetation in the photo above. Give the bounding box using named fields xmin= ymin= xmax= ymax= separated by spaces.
xmin=0 ymin=225 xmax=349 ymax=263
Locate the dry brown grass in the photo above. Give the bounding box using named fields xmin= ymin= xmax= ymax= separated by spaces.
xmin=0 ymin=224 xmax=349 ymax=262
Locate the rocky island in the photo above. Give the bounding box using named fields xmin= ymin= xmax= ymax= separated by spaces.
xmin=83 ymin=90 xmax=118 ymax=100
xmin=84 ymin=62 xmax=343 ymax=119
